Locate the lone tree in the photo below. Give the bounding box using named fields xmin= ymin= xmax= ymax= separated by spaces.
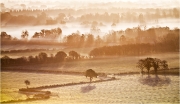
xmin=24 ymin=80 xmax=30 ymax=88
xmin=85 ymin=69 xmax=98 ymax=82
xmin=137 ymin=57 xmax=168 ymax=77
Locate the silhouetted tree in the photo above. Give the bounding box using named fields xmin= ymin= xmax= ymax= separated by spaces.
xmin=1 ymin=55 xmax=11 ymax=65
xmin=55 ymin=51 xmax=67 ymax=62
xmin=136 ymin=59 xmax=145 ymax=77
xmin=21 ymin=30 xmax=29 ymax=40
xmin=137 ymin=58 xmax=168 ymax=77
xmin=1 ymin=32 xmax=12 ymax=41
xmin=152 ymin=58 xmax=161 ymax=77
xmin=85 ymin=69 xmax=98 ymax=82
xmin=69 ymin=51 xmax=80 ymax=60
xmin=24 ymin=80 xmax=30 ymax=88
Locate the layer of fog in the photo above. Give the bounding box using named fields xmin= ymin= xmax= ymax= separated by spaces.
xmin=1 ymin=18 xmax=180 ymax=40
xmin=1 ymin=0 xmax=179 ymax=11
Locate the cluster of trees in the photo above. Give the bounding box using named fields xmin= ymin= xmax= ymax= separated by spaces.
xmin=1 ymin=26 xmax=179 ymax=48
xmin=103 ymin=26 xmax=179 ymax=45
xmin=1 ymin=7 xmax=179 ymax=26
xmin=89 ymin=28 xmax=179 ymax=57
xmin=137 ymin=57 xmax=168 ymax=76
xmin=89 ymin=40 xmax=178 ymax=57
xmin=1 ymin=12 xmax=66 ymax=26
xmin=1 ymin=27 xmax=62 ymax=42
xmin=63 ymin=32 xmax=103 ymax=47
xmin=79 ymin=8 xmax=179 ymax=23
xmin=1 ymin=51 xmax=82 ymax=66
xmin=31 ymin=27 xmax=62 ymax=41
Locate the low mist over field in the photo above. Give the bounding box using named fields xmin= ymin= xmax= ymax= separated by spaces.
xmin=0 ymin=0 xmax=179 ymax=104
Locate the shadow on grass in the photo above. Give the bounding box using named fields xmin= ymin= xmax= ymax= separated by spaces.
xmin=81 ymin=84 xmax=96 ymax=93
xmin=138 ymin=75 xmax=171 ymax=87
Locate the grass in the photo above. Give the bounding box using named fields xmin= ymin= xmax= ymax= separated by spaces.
xmin=2 ymin=52 xmax=179 ymax=75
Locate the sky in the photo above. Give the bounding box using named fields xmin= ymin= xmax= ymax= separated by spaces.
xmin=0 ymin=0 xmax=178 ymax=3
xmin=1 ymin=0 xmax=179 ymax=7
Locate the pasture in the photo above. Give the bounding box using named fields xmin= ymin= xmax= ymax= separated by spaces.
xmin=1 ymin=72 xmax=179 ymax=104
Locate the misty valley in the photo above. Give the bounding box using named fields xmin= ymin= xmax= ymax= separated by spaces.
xmin=0 ymin=0 xmax=179 ymax=104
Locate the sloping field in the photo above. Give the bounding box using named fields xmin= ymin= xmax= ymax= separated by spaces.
xmin=39 ymin=75 xmax=179 ymax=104
xmin=1 ymin=72 xmax=179 ymax=104
xmin=0 ymin=72 xmax=91 ymax=102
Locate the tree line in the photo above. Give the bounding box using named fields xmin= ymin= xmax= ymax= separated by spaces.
xmin=89 ymin=31 xmax=179 ymax=57
xmin=1 ymin=50 xmax=81 ymax=66
xmin=1 ymin=49 xmax=47 ymax=54
xmin=1 ymin=7 xmax=179 ymax=26
xmin=1 ymin=26 xmax=179 ymax=47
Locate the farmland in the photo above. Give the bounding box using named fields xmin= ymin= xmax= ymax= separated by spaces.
xmin=2 ymin=52 xmax=179 ymax=74
xmin=1 ymin=72 xmax=179 ymax=104
xmin=1 ymin=72 xmax=91 ymax=102
xmin=1 ymin=0 xmax=180 ymax=103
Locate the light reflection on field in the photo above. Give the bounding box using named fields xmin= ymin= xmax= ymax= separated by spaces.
xmin=1 ymin=72 xmax=179 ymax=104
xmin=1 ymin=72 xmax=89 ymax=102
xmin=20 ymin=75 xmax=179 ymax=104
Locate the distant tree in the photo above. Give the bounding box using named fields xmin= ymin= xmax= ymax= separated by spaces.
xmin=28 ymin=55 xmax=34 ymax=63
xmin=86 ymin=34 xmax=94 ymax=46
xmin=69 ymin=51 xmax=80 ymax=60
xmin=21 ymin=30 xmax=29 ymax=40
xmin=79 ymin=34 xmax=85 ymax=45
xmin=85 ymin=69 xmax=98 ymax=82
xmin=56 ymin=13 xmax=66 ymax=21
xmin=16 ymin=56 xmax=28 ymax=65
xmin=119 ymin=35 xmax=126 ymax=45
xmin=56 ymin=27 xmax=62 ymax=35
xmin=55 ymin=51 xmax=67 ymax=62
xmin=0 ymin=32 xmax=12 ymax=41
xmin=1 ymin=55 xmax=11 ymax=65
xmin=38 ymin=52 xmax=48 ymax=63
xmin=95 ymin=35 xmax=103 ymax=46
xmin=24 ymin=80 xmax=30 ymax=88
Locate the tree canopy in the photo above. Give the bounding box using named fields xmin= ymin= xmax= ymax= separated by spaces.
xmin=137 ymin=57 xmax=168 ymax=76
xmin=85 ymin=69 xmax=98 ymax=82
